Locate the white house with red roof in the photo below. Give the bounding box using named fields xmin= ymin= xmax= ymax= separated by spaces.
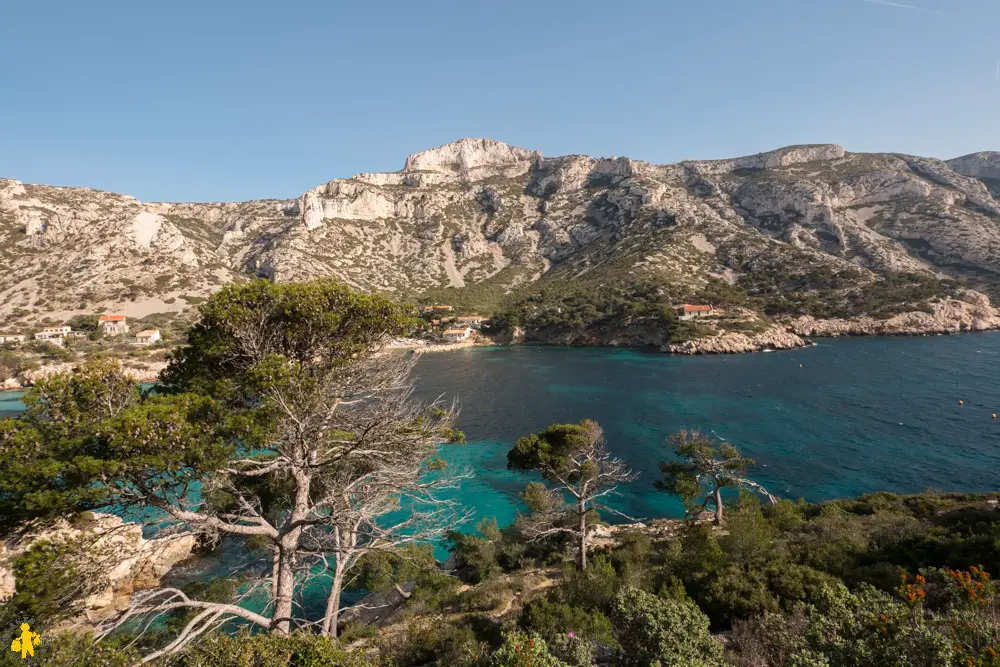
xmin=99 ymin=314 xmax=130 ymax=336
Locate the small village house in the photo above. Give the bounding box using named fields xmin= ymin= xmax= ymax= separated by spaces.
xmin=99 ymin=314 xmax=130 ymax=336
xmin=422 ymin=305 xmax=454 ymax=314
xmin=132 ymin=329 xmax=161 ymax=346
xmin=0 ymin=333 xmax=26 ymax=345
xmin=34 ymin=325 xmax=72 ymax=346
xmin=454 ymin=315 xmax=488 ymax=329
xmin=676 ymin=304 xmax=715 ymax=321
xmin=442 ymin=327 xmax=472 ymax=342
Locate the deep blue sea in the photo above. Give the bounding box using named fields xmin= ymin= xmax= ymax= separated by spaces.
xmin=4 ymin=334 xmax=1000 ymax=529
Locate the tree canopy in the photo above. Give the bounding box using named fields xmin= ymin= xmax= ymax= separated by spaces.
xmin=656 ymin=431 xmax=775 ymax=525
xmin=507 ymin=419 xmax=636 ymax=570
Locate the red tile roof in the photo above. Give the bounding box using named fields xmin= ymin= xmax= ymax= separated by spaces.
xmin=679 ymin=304 xmax=713 ymax=312
xmin=99 ymin=314 xmax=127 ymax=322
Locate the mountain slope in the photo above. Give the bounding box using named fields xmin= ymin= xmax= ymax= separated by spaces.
xmin=2 ymin=139 xmax=999 ymax=341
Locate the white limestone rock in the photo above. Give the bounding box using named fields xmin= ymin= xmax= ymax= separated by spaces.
xmin=404 ymin=138 xmax=540 ymax=181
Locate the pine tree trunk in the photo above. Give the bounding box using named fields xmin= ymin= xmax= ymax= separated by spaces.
xmin=578 ymin=499 xmax=588 ymax=571
xmin=321 ymin=565 xmax=346 ymax=637
xmin=272 ymin=538 xmax=298 ymax=635
xmin=713 ymin=486 xmax=725 ymax=525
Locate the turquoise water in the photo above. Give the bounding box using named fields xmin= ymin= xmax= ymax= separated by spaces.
xmin=414 ymin=334 xmax=1000 ymax=527
xmin=4 ymin=334 xmax=1000 ymax=529
xmin=0 ymin=390 xmax=26 ymax=418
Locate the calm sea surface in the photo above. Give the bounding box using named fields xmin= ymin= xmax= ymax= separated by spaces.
xmin=412 ymin=334 xmax=1000 ymax=526
xmin=4 ymin=335 xmax=1000 ymax=528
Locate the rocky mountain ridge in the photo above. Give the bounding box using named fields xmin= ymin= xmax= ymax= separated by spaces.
xmin=3 ymin=138 xmax=1000 ymax=349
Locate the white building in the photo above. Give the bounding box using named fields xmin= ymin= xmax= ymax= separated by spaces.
xmin=0 ymin=334 xmax=25 ymax=345
xmin=442 ymin=327 xmax=472 ymax=342
xmin=99 ymin=314 xmax=130 ymax=336
xmin=675 ymin=304 xmax=715 ymax=321
xmin=35 ymin=326 xmax=71 ymax=346
xmin=132 ymin=329 xmax=161 ymax=346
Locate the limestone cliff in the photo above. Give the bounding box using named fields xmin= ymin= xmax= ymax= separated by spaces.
xmin=0 ymin=513 xmax=195 ymax=624
xmin=3 ymin=139 xmax=1000 ymax=348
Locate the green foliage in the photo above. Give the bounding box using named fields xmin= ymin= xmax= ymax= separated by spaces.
xmin=447 ymin=517 xmax=525 ymax=583
xmin=65 ymin=314 xmax=98 ymax=332
xmin=168 ymin=631 xmax=374 ymax=667
xmin=161 ymin=278 xmax=413 ymax=400
xmin=0 ymin=359 xmax=229 ymax=532
xmin=507 ymin=419 xmax=602 ymax=483
xmin=393 ymin=621 xmax=483 ymax=666
xmin=0 ymin=536 xmax=96 ymax=626
xmin=656 ymin=431 xmax=761 ymax=523
xmin=0 ymin=632 xmax=138 ymax=667
xmin=486 ymin=631 xmax=568 ymax=667
xmin=352 ymin=544 xmax=461 ymax=614
xmin=741 ymin=267 xmax=962 ymax=320
xmin=794 ymin=583 xmax=952 ymax=667
xmin=519 ymin=598 xmax=616 ymax=651
xmin=609 ymin=587 xmax=724 ymax=667
xmin=721 ymin=492 xmax=776 ymax=563
xmin=559 ymin=554 xmax=621 ymax=611
xmin=491 ymin=280 xmax=690 ymax=345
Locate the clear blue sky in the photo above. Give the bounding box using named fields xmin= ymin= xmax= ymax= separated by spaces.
xmin=3 ymin=0 xmax=998 ymax=202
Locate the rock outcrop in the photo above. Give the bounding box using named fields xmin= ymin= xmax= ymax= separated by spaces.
xmin=3 ymin=361 xmax=166 ymax=390
xmin=664 ymin=327 xmax=808 ymax=355
xmin=786 ymin=296 xmax=1000 ymax=337
xmin=0 ymin=513 xmax=195 ymax=623
xmin=403 ymin=138 xmax=540 ymax=181
xmin=948 ymin=152 xmax=1000 ymax=197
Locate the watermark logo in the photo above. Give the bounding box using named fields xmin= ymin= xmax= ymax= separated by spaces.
xmin=4 ymin=619 xmax=46 ymax=663
xmin=9 ymin=623 xmax=41 ymax=660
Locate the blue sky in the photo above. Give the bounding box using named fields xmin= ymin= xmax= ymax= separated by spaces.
xmin=2 ymin=0 xmax=998 ymax=202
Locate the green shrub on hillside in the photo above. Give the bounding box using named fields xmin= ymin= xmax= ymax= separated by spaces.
xmin=609 ymin=587 xmax=723 ymax=666
xmin=167 ymin=631 xmax=373 ymax=667
xmin=486 ymin=632 xmax=568 ymax=667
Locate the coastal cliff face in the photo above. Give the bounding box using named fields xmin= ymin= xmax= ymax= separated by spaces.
xmin=3 ymin=139 xmax=1000 ymax=346
xmin=0 ymin=513 xmax=195 ymax=624
xmin=664 ymin=326 xmax=807 ymax=355
xmin=786 ymin=292 xmax=1000 ymax=337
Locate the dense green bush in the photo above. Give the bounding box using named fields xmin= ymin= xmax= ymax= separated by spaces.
xmin=519 ymin=598 xmax=616 ymax=650
xmin=485 ymin=632 xmax=567 ymax=667
xmin=167 ymin=631 xmax=373 ymax=667
xmin=609 ymin=587 xmax=723 ymax=666
xmin=447 ymin=517 xmax=529 ymax=583
xmin=559 ymin=555 xmax=621 ymax=611
xmin=491 ymin=281 xmax=697 ymax=344
xmin=0 ymin=537 xmax=97 ymax=626
xmin=0 ymin=632 xmax=138 ymax=667
xmin=393 ymin=622 xmax=483 ymax=667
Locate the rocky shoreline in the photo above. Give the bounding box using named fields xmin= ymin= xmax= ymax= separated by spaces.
xmin=786 ymin=294 xmax=1000 ymax=338
xmin=664 ymin=296 xmax=1000 ymax=355
xmin=0 ymin=513 xmax=195 ymax=627
xmin=2 ymin=361 xmax=166 ymax=391
xmin=663 ymin=326 xmax=809 ymax=355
